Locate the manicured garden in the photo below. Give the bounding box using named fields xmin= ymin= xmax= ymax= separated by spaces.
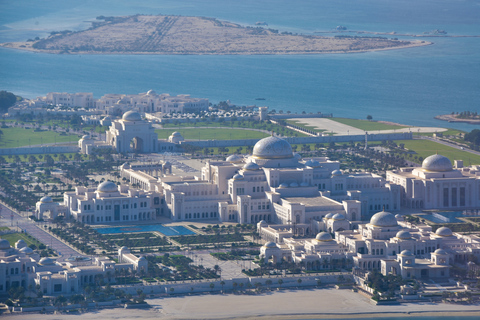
xmin=331 ymin=117 xmax=408 ymax=131
xmin=0 ymin=126 xmax=79 ymax=148
xmin=155 ymin=128 xmax=269 ymax=140
xmin=171 ymin=233 xmax=245 ymax=245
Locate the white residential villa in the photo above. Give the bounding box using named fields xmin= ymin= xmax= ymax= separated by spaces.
xmin=0 ymin=239 xmax=146 ymax=295
xmin=259 ymin=210 xmax=480 ymax=280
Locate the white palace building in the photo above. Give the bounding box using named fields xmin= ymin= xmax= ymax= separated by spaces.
xmin=42 ymin=135 xmax=400 ymax=228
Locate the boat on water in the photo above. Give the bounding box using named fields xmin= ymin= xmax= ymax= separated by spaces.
xmin=255 ymin=98 xmax=266 ymax=100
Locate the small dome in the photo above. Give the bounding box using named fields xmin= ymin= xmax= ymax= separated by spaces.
xmin=243 ymin=162 xmax=260 ymax=171
xmin=122 ymin=111 xmax=142 ymax=122
xmin=279 ymin=182 xmax=289 ymax=188
xmin=40 ymin=196 xmax=53 ymax=203
xmin=147 ymin=90 xmax=156 ymax=96
xmin=310 ymin=160 xmax=321 ymax=168
xmin=252 ymin=136 xmax=293 ymax=159
xmin=120 ymin=246 xmax=128 ymax=250
xmin=15 ymin=239 xmax=27 ymax=249
xmin=331 ymin=169 xmax=342 ymax=176
xmin=0 ymin=239 xmax=11 ymax=250
xmin=264 ymin=241 xmax=277 ymax=248
xmin=232 ymin=174 xmax=244 ymax=180
xmin=172 ymin=131 xmax=182 ymax=137
xmin=289 ymin=182 xmax=299 ymax=188
xmin=395 ymin=214 xmax=404 ymax=220
xmin=97 ymin=181 xmax=118 ymax=193
xmin=332 ymin=213 xmax=345 ymax=221
xmin=19 ymin=247 xmax=34 ymax=254
xmin=139 ymin=256 xmax=146 ymax=261
xmin=293 ymin=153 xmax=302 ymax=160
xmin=400 ymin=250 xmax=414 ymax=256
xmin=422 ymin=154 xmax=452 ymax=172
xmin=102 ymin=116 xmax=111 ymax=120
xmin=258 ymin=220 xmax=268 ymax=225
xmin=435 ymin=227 xmax=453 ymax=237
xmin=39 ymin=257 xmax=55 ymax=265
xmin=305 ymin=159 xmax=314 ymax=167
xmin=300 ymin=182 xmax=309 ymax=187
xmin=396 ymin=230 xmax=411 ymax=240
xmin=434 ymin=248 xmax=448 ymax=255
xmin=226 ymin=154 xmax=243 ymax=163
xmin=315 ymin=232 xmax=333 ymax=242
xmin=325 ymin=213 xmax=334 ymax=219
xmin=369 ymin=211 xmax=398 ymax=227
xmin=82 ymin=135 xmax=91 ymax=140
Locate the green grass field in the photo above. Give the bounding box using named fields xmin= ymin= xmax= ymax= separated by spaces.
xmin=397 ymin=139 xmax=480 ymax=165
xmin=331 ymin=118 xmax=408 ymax=131
xmin=1 ymin=232 xmax=44 ymax=247
xmin=0 ymin=127 xmax=80 ymax=148
xmin=155 ymin=128 xmax=269 ymax=140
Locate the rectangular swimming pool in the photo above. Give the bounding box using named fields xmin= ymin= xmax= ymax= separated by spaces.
xmin=94 ymin=225 xmax=196 ymax=236
xmin=420 ymin=211 xmax=464 ymax=224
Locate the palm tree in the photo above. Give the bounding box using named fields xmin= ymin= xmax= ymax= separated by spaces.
xmin=278 ymin=279 xmax=283 ymax=289
xmin=209 ymin=283 xmax=215 ymax=292
xmin=220 ymin=281 xmax=225 ymax=293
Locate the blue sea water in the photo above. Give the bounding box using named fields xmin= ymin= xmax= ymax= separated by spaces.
xmin=1 ymin=0 xmax=480 ymax=131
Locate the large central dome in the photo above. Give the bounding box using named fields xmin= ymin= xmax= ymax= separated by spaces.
xmin=252 ymin=136 xmax=293 ymax=159
xmin=422 ymin=154 xmax=452 ymax=172
xmin=369 ymin=210 xmax=398 ymax=227
xmin=122 ymin=111 xmax=142 ymax=122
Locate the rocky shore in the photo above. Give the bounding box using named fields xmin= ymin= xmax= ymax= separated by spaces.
xmin=0 ymin=15 xmax=431 ymax=55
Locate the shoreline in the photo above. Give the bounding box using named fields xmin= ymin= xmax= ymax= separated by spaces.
xmin=435 ymin=114 xmax=480 ymax=125
xmin=0 ymin=40 xmax=431 ymax=56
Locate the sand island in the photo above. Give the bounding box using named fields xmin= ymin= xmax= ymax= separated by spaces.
xmin=1 ymin=15 xmax=431 ymax=55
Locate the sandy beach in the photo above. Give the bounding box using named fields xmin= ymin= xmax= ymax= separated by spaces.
xmin=3 ymin=288 xmax=480 ymax=320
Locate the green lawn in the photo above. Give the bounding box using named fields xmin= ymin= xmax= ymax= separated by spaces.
xmin=155 ymin=128 xmax=269 ymax=140
xmin=396 ymin=139 xmax=480 ymax=165
xmin=0 ymin=127 xmax=80 ymax=148
xmin=1 ymin=232 xmax=44 ymax=247
xmin=331 ymin=118 xmax=408 ymax=131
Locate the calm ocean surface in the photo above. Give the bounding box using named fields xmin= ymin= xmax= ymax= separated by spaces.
xmin=1 ymin=0 xmax=480 ymax=131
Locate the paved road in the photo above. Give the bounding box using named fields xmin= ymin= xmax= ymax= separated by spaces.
xmin=416 ymin=135 xmax=480 ymax=157
xmin=0 ymin=204 xmax=84 ymax=261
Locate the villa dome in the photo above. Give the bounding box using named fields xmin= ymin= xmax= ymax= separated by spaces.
xmin=122 ymin=111 xmax=142 ymax=122
xmin=422 ymin=154 xmax=453 ymax=172
xmin=434 ymin=248 xmax=448 ymax=255
xmin=400 ymin=250 xmax=414 ymax=256
xmin=305 ymin=159 xmax=314 ymax=167
xmin=300 ymin=182 xmax=309 ymax=187
xmin=258 ymin=220 xmax=268 ymax=225
xmin=0 ymin=239 xmax=10 ymax=250
xmin=147 ymin=89 xmax=156 ymax=95
xmin=325 ymin=213 xmax=334 ymax=219
xmin=396 ymin=230 xmax=411 ymax=240
xmin=252 ymin=136 xmax=293 ymax=159
xmin=315 ymin=232 xmax=333 ymax=242
xmin=264 ymin=241 xmax=277 ymax=249
xmin=332 ymin=213 xmax=345 ymax=221
xmin=120 ymin=246 xmax=128 ymax=251
xmin=369 ymin=210 xmax=398 ymax=227
xmin=310 ymin=160 xmax=321 ymax=168
xmin=40 ymin=196 xmax=53 ymax=203
xmin=39 ymin=257 xmax=55 ymax=265
xmin=82 ymin=135 xmax=91 ymax=140
xmin=139 ymin=256 xmax=146 ymax=261
xmin=15 ymin=239 xmax=27 ymax=249
xmin=435 ymin=226 xmax=453 ymax=237
xmin=289 ymin=182 xmax=299 ymax=188
xmin=293 ymin=153 xmax=302 ymax=160
xmin=331 ymin=169 xmax=342 ymax=176
xmin=279 ymin=182 xmax=289 ymax=188
xmin=232 ymin=174 xmax=244 ymax=180
xmin=19 ymin=247 xmax=33 ymax=254
xmin=97 ymin=181 xmax=118 ymax=193
xmin=172 ymin=131 xmax=182 ymax=137
xmin=243 ymin=162 xmax=260 ymax=171
xmin=226 ymin=154 xmax=243 ymax=163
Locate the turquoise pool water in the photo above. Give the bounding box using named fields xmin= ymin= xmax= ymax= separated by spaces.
xmin=94 ymin=225 xmax=196 ymax=236
xmin=420 ymin=211 xmax=464 ymax=224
